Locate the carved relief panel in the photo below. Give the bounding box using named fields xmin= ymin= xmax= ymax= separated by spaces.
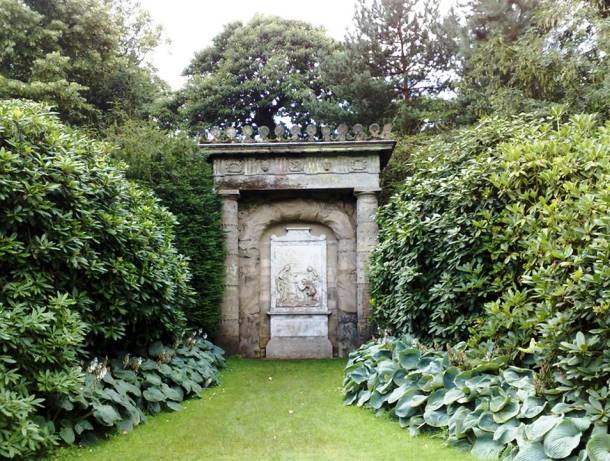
xmin=270 ymin=227 xmax=327 ymax=313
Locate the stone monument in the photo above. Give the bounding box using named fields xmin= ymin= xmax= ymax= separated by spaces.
xmin=202 ymin=123 xmax=395 ymax=358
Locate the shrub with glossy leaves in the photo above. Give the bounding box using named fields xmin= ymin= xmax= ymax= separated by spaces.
xmin=371 ymin=115 xmax=540 ymax=343
xmin=371 ymin=113 xmax=610 ymax=395
xmin=0 ymin=99 xmax=193 ymax=458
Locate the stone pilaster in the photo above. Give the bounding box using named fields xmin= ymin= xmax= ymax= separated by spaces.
xmin=355 ymin=188 xmax=380 ymax=342
xmin=217 ymin=189 xmax=240 ymax=354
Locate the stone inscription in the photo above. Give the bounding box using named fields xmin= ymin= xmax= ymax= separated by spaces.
xmin=270 ymin=227 xmax=327 ymax=312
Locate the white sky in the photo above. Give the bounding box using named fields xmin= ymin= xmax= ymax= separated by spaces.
xmin=140 ymin=0 xmax=454 ymax=90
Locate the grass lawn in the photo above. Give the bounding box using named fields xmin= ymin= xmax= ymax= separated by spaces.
xmin=50 ymin=358 xmax=476 ymax=461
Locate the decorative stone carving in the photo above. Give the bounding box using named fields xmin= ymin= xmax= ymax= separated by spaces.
xmin=226 ymin=160 xmax=243 ymax=174
xmin=270 ymin=228 xmax=327 ymax=312
xmin=351 ymin=159 xmax=367 ymax=171
xmin=201 ymin=123 xmax=392 ymax=143
xmin=267 ymin=227 xmax=332 ymax=358
xmin=287 ymin=158 xmax=304 ymax=172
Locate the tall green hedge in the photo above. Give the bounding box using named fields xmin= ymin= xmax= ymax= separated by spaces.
xmin=361 ymin=114 xmax=610 ymax=460
xmin=371 ymin=113 xmax=610 ymax=391
xmin=371 ymin=116 xmax=537 ymax=342
xmin=0 ymin=100 xmax=194 ymax=458
xmin=105 ymin=121 xmax=224 ymax=334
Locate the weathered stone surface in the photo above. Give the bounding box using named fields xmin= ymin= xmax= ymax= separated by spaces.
xmin=266 ymin=336 xmax=333 ymax=359
xmin=337 ymin=311 xmax=359 ymax=357
xmin=204 ymin=141 xmax=394 ymax=358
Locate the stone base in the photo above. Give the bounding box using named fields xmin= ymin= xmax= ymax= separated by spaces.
xmin=265 ymin=336 xmax=333 ymax=359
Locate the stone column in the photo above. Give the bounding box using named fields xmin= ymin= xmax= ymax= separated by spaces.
xmin=217 ymin=189 xmax=240 ymax=354
xmin=355 ymin=188 xmax=380 ymax=342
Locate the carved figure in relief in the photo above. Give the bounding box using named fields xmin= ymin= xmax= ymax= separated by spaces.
xmin=275 ymin=264 xmax=321 ymax=307
xmin=276 ymin=264 xmax=292 ymax=305
xmin=298 ymin=266 xmax=319 ymax=300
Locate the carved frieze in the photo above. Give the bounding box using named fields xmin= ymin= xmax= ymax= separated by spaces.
xmin=216 ymin=155 xmax=378 ymax=177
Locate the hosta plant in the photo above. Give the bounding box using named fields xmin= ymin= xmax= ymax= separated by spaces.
xmin=53 ymin=334 xmax=225 ymax=446
xmin=344 ymin=336 xmax=610 ymax=460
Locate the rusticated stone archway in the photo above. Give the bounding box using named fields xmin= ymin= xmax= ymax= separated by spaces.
xmin=238 ymin=197 xmax=356 ymax=357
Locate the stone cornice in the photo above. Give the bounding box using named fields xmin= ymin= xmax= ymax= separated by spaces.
xmin=201 ymin=140 xmax=396 ymax=169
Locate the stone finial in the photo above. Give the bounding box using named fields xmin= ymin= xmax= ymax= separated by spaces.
xmin=210 ymin=126 xmax=222 ymax=141
xmin=243 ymin=125 xmax=254 ymax=143
xmin=352 ymin=124 xmax=365 ymax=140
xmin=259 ymin=125 xmax=270 ymax=141
xmin=382 ymin=123 xmax=392 ymax=139
xmin=306 ymin=124 xmax=317 ymax=141
xmin=321 ymin=126 xmax=332 ymax=142
xmin=201 ymin=122 xmax=393 ymax=143
xmin=290 ymin=125 xmax=300 ymax=141
xmin=226 ymin=127 xmax=237 ymax=141
xmin=369 ymin=123 xmax=380 ymax=138
xmin=336 ymin=123 xmax=348 ymax=141
xmin=274 ymin=125 xmax=285 ymax=140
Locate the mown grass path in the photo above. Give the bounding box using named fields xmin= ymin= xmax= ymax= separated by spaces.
xmin=51 ymin=358 xmax=476 ymax=461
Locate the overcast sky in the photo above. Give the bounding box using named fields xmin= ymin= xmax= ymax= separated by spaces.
xmin=140 ymin=0 xmax=454 ymax=90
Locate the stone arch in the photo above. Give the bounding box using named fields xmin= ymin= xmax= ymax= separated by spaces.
xmin=238 ymin=197 xmax=357 ymax=357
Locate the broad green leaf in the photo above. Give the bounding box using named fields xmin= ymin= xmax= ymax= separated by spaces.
xmin=493 ymin=401 xmax=520 ymax=423
xmin=490 ymin=392 xmax=509 ymax=413
xmin=369 ymin=391 xmax=386 ymax=410
xmin=478 ymin=412 xmax=499 ymax=432
xmin=166 ymin=401 xmax=183 ymax=412
xmin=74 ymin=419 xmax=94 ymax=435
xmin=395 ymin=389 xmax=426 ymax=417
xmin=357 ymin=389 xmax=372 ymax=407
xmin=426 ymin=388 xmax=446 ymax=411
xmin=520 ymin=397 xmax=547 ymax=419
xmin=449 ymin=406 xmax=471 ymax=438
xmin=443 ymin=366 xmax=459 ymax=389
xmin=471 ymin=433 xmax=504 ymax=460
xmin=161 ymin=384 xmax=184 ymax=402
xmin=587 ymin=432 xmax=610 ymax=461
xmin=59 ymin=425 xmax=75 ymax=444
xmin=423 ymin=408 xmax=449 ymax=428
xmin=444 ymin=387 xmax=466 ymax=406
xmin=93 ymin=404 xmax=121 ymax=426
xmin=525 ymin=415 xmax=561 ymax=442
xmin=115 ymin=379 xmax=141 ymax=397
xmin=144 ymin=372 xmax=162 ymax=386
xmin=463 ymin=410 xmax=485 ymax=433
xmin=514 ymin=442 xmax=551 ymax=461
xmin=398 ymin=348 xmax=421 ymax=370
xmin=386 ymin=383 xmax=409 ymax=404
xmin=349 ymin=365 xmax=370 ymax=384
xmin=503 ymin=367 xmax=535 ymax=391
xmin=494 ymin=419 xmax=520 ymax=444
xmin=143 ymin=386 xmax=166 ymax=403
xmin=543 ymin=420 xmax=582 ymax=459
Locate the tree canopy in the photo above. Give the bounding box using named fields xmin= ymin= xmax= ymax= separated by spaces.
xmin=172 ymin=15 xmax=339 ymax=131
xmin=456 ymin=0 xmax=610 ymax=121
xmin=0 ymin=0 xmax=165 ymax=129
